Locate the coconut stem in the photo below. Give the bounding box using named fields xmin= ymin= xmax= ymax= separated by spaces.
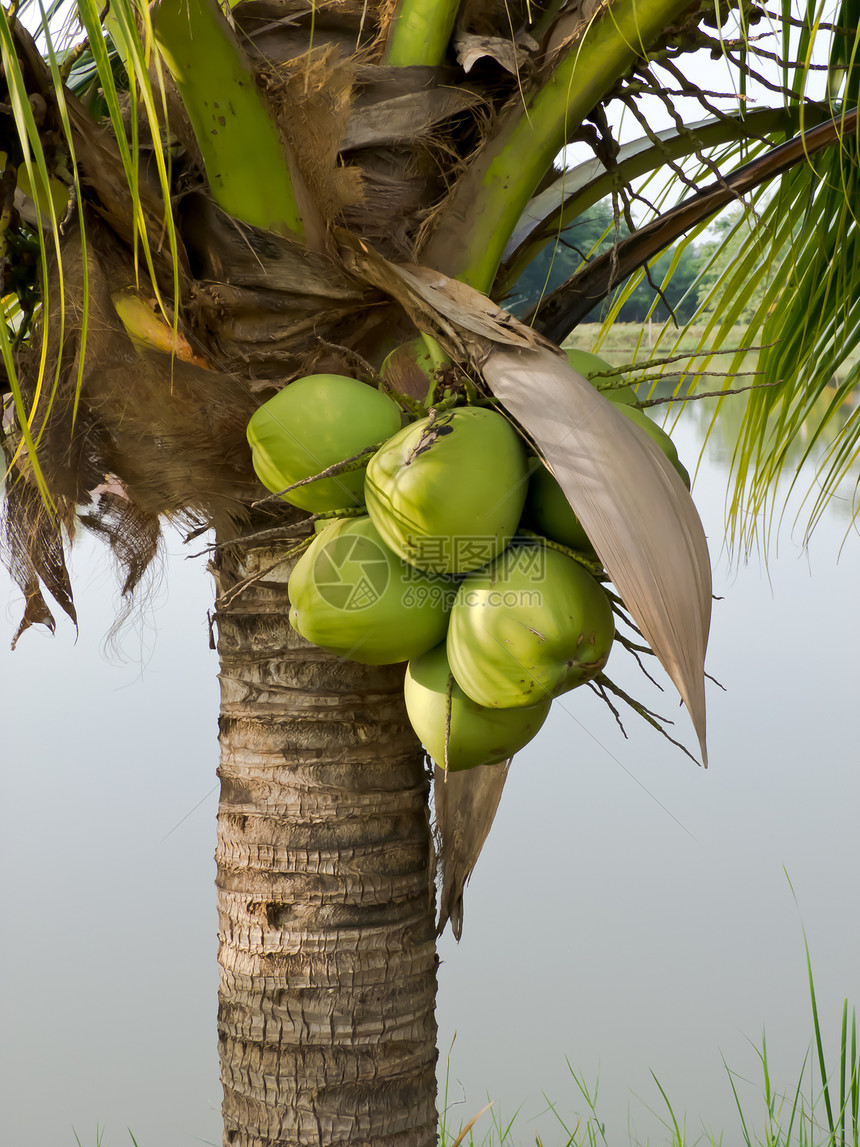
xmin=613 ymin=631 xmax=656 ymax=658
xmin=381 ymin=0 xmax=461 ymax=66
xmin=199 ymin=510 xmax=361 ymax=556
xmin=592 ymin=673 xmax=699 ymax=766
xmin=515 ymin=528 xmax=605 ymax=578
xmin=419 ymin=0 xmax=696 ymax=291
xmin=214 ymin=535 xmax=314 ymax=610
xmin=380 ymin=382 xmax=430 ymax=419
xmin=251 ymin=447 xmax=385 ymax=506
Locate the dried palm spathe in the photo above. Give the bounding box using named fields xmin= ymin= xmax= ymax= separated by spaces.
xmin=483 ymin=345 xmax=712 ymax=765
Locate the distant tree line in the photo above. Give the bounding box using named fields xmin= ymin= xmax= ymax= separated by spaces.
xmin=507 ymin=198 xmax=745 ymax=327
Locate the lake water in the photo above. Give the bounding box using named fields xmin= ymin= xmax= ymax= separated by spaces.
xmin=2 ymin=406 xmax=860 ymax=1146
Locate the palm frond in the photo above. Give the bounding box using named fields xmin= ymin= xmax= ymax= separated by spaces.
xmin=497 ymin=105 xmax=834 ymax=298
xmin=418 ymin=0 xmax=700 ymax=291
xmin=725 ymin=128 xmax=860 ymax=550
xmin=602 ymin=110 xmax=860 ymax=555
xmin=527 ymin=108 xmax=860 ymax=343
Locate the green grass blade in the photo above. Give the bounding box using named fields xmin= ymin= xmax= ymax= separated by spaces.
xmin=802 ymin=928 xmax=836 ymax=1137
xmin=842 ymin=1000 xmax=849 ymax=1146
xmin=649 ymin=1070 xmax=684 ymax=1145
xmin=851 ymin=1008 xmax=859 ymax=1147
xmin=782 ymin=1046 xmax=812 ymax=1146
xmin=723 ymin=1058 xmax=754 ymax=1147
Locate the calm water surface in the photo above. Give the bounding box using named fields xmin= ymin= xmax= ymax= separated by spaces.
xmin=2 ymin=408 xmax=860 ymax=1146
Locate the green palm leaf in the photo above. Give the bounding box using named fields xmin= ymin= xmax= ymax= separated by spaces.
xmin=497 ymin=106 xmax=834 ymax=299
xmin=527 ymin=108 xmax=860 ymax=342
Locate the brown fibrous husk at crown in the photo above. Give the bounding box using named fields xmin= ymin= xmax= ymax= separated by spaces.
xmin=1 ymin=211 xmax=260 ymax=645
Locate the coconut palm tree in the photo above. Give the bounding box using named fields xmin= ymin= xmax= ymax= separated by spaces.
xmin=1 ymin=0 xmax=858 ymax=1144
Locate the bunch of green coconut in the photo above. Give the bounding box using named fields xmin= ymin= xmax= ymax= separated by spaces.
xmin=246 ymin=341 xmax=690 ymax=773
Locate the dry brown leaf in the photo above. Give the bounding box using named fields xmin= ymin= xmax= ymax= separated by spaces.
xmin=435 ymin=759 xmax=510 ymax=939
xmin=482 ymin=345 xmax=711 ymax=765
xmin=393 ymin=264 xmax=547 ymax=347
xmin=336 ymin=231 xmax=557 ymax=363
xmin=342 ymin=88 xmax=483 ymax=150
xmin=454 ymin=31 xmax=533 ymax=75
xmin=545 ymin=0 xmax=609 ymax=59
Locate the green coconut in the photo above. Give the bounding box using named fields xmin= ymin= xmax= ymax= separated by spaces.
xmin=521 ymin=458 xmax=596 ymax=556
xmin=380 ymin=332 xmax=450 ymax=402
xmin=565 ymin=347 xmax=637 ymax=404
xmin=288 ymin=516 xmax=454 ymax=664
xmin=364 ymin=406 xmax=529 ymax=575
xmin=447 ymin=542 xmax=614 ymax=708
xmin=565 ymin=350 xmax=688 ymax=486
xmin=405 ymin=642 xmax=552 ymax=771
xmin=615 ymin=402 xmax=691 ymax=489
xmin=247 ymin=373 xmax=402 ymax=512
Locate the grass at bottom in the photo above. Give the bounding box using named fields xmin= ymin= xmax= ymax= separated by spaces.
xmin=70 ymin=946 xmax=860 ymax=1147
xmin=438 ymin=969 xmax=859 ymax=1147
xmin=74 ymin=1132 xmax=148 ymax=1147
xmin=73 ymin=1003 xmax=859 ymax=1147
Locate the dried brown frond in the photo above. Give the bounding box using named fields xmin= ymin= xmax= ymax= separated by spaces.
xmin=175 ymin=191 xmax=384 ymax=374
xmin=412 ymin=95 xmax=498 ymax=258
xmin=458 ymin=0 xmax=535 ymax=40
xmin=347 ymin=133 xmax=481 ymax=260
xmin=1 ymin=210 xmax=267 ymax=640
xmin=1 ymin=436 xmax=76 ymax=648
xmin=543 ymin=0 xmax=608 ymax=64
xmin=433 ymin=758 xmax=510 ymax=939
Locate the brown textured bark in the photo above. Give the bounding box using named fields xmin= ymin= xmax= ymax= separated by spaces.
xmin=212 ymin=536 xmax=438 ymax=1147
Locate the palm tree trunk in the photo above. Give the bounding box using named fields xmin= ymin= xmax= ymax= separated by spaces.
xmin=212 ymin=533 xmax=439 ymax=1147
